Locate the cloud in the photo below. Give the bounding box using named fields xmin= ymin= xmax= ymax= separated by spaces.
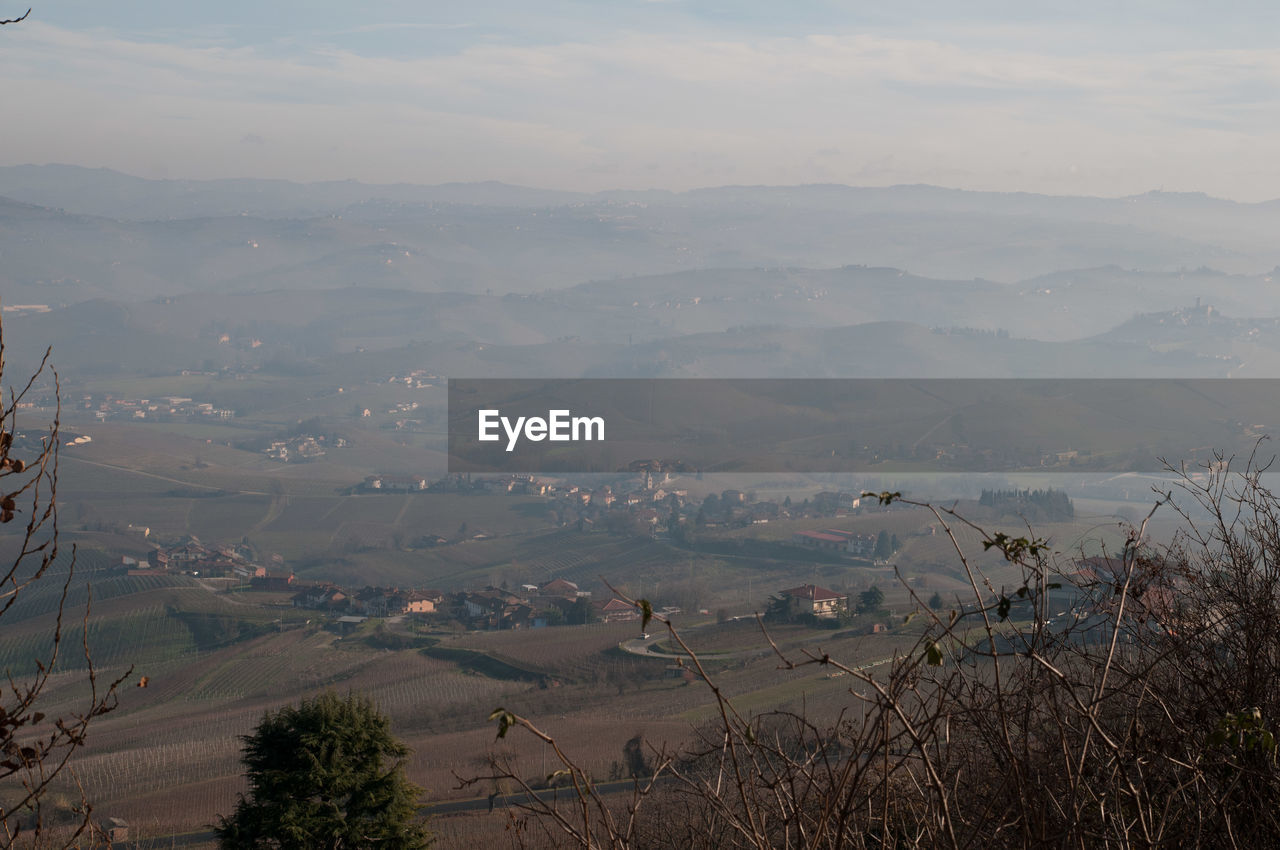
xmin=3 ymin=20 xmax=1280 ymax=198
xmin=346 ymin=21 xmax=478 ymax=33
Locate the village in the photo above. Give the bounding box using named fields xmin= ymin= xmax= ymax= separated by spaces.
xmin=80 ymin=392 xmax=236 ymax=422
xmin=407 ymin=471 xmax=879 ymax=541
xmin=125 ymin=531 xmax=913 ymax=637
xmin=262 ymin=433 xmax=338 ymax=462
xmin=101 ymin=469 xmax=926 ymax=640
xmin=124 ymin=534 xmax=655 ymax=632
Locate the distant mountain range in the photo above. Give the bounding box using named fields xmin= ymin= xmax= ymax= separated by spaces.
xmin=4 ymin=297 xmax=1268 ymax=386
xmin=7 ymin=165 xmax=1280 ymax=385
xmin=3 ymin=163 xmax=1279 ymax=220
xmin=2 ymin=165 xmax=1280 ymax=291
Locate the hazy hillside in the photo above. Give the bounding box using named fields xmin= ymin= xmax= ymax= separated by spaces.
xmin=297 ymin=318 xmax=1241 ymax=387
xmin=558 ymin=265 xmax=1280 ymax=342
xmin=4 ymin=168 xmax=1280 ymax=300
xmin=0 ymin=164 xmax=588 ymax=219
xmin=8 ymin=287 xmax=1274 ymax=385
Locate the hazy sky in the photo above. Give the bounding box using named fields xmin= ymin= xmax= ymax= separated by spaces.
xmin=3 ymin=1 xmax=1280 ymax=199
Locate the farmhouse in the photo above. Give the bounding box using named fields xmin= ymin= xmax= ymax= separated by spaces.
xmin=100 ymin=818 xmax=129 ymax=842
xmin=150 ymin=539 xmax=210 ymax=569
xmin=404 ymin=589 xmax=444 ymax=614
xmin=1073 ymin=555 xmax=1179 ymax=627
xmin=292 ymin=584 xmax=347 ymax=611
xmin=790 ymin=528 xmax=876 ymax=556
xmin=780 ymin=584 xmax=848 ymax=619
xmin=350 ymin=587 xmax=409 ymax=617
xmin=250 ymin=573 xmax=296 ymax=592
xmin=593 ymin=597 xmax=640 ymax=623
xmin=844 ymin=533 xmax=876 ymax=557
xmin=233 ymin=563 xmax=268 ymax=581
xmin=145 ymin=537 xmax=265 ymax=578
xmin=539 ymin=578 xmax=581 ymax=598
xmin=460 ymin=588 xmax=526 ymax=628
xmin=503 ymin=603 xmax=537 ymax=629
xmin=336 ymin=615 xmax=367 ymax=634
xmin=364 ymin=473 xmax=429 ymax=491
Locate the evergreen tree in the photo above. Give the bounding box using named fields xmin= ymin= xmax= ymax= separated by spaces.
xmin=928 ymin=592 xmax=944 ymax=610
xmin=622 ymin=734 xmax=651 ymax=778
xmin=215 ymin=692 xmax=430 ymax=849
xmin=978 ymin=488 xmax=1074 ymax=521
xmin=874 ymin=530 xmax=893 ymax=559
xmin=567 ymin=596 xmax=595 ymax=625
xmin=764 ymin=593 xmax=797 ymax=623
xmin=858 ymin=585 xmax=886 ymax=614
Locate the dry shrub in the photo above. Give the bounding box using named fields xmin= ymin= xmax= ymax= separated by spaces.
xmin=1 ymin=317 xmax=129 ymax=849
xmin=472 ymin=450 xmax=1280 ymax=849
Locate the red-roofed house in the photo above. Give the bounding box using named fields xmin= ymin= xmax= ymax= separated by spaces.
xmin=540 ymin=578 xmax=580 ymax=598
xmin=1073 ymin=556 xmax=1177 ymax=625
xmin=593 ymin=597 xmax=640 ymax=623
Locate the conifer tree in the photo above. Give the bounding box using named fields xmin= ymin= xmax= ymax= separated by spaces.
xmin=216 ymin=692 xmax=430 ymax=849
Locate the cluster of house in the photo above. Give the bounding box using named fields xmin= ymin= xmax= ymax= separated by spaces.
xmin=361 ymin=473 xmax=429 ymax=492
xmin=289 ymin=576 xmax=646 ymax=631
xmin=383 ymin=473 xmax=685 ymax=533
xmin=790 ymin=528 xmax=877 ymax=556
xmin=125 ymin=536 xmax=294 ymax=586
xmin=82 ymin=394 xmax=234 ymax=422
xmin=437 ymin=472 xmax=681 ymax=502
xmin=178 ymin=367 xmax=256 ymax=380
xmin=264 ymin=434 xmax=340 ymax=462
xmin=703 ymin=491 xmax=781 ymax=527
xmin=1070 ymin=556 xmax=1177 ymax=625
xmin=215 ymin=331 xmax=264 ymax=349
xmin=433 ymin=475 xmax=804 ymax=533
xmin=353 ymin=473 xmax=877 ymax=545
xmin=458 ymin=476 xmax=869 ymax=531
xmin=506 ymin=475 xmax=691 ymax=534
xmin=463 ymin=579 xmax=646 ymax=629
xmin=385 ymin=369 xmax=438 ymax=389
xmin=290 ymin=584 xmax=444 ymax=617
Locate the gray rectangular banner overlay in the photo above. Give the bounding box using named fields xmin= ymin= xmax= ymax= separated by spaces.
xmin=448 ymin=378 xmax=1280 ymax=473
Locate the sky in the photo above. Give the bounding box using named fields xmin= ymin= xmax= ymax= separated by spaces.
xmin=3 ymin=1 xmax=1280 ymax=199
